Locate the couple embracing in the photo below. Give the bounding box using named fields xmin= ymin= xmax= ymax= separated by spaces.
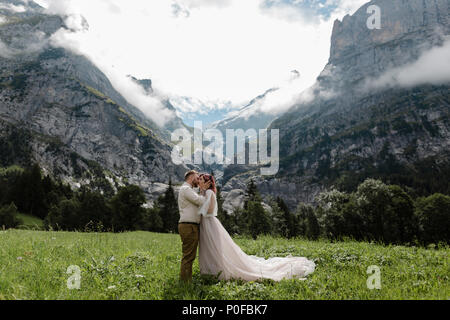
xmin=178 ymin=170 xmax=315 ymax=283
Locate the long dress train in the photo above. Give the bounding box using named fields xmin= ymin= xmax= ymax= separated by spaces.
xmin=198 ymin=190 xmax=316 ymax=282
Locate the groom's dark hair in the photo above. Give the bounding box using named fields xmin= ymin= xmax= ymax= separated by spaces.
xmin=184 ymin=170 xmax=198 ymax=181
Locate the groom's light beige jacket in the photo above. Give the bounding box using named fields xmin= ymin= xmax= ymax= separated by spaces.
xmin=178 ymin=182 xmax=206 ymax=224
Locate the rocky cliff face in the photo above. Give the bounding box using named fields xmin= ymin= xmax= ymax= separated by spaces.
xmin=323 ymin=0 xmax=449 ymax=96
xmin=221 ymin=0 xmax=450 ymax=211
xmin=0 ymin=1 xmax=190 ymax=204
xmin=330 ymin=0 xmax=449 ymax=66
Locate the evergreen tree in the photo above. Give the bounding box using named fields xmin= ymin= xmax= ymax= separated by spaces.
xmin=316 ymin=189 xmax=349 ymax=239
xmin=0 ymin=182 xmax=4 ymax=206
xmin=243 ymin=180 xmax=271 ymax=239
xmin=78 ymin=188 xmax=111 ymax=231
xmin=296 ymin=203 xmax=320 ymax=240
xmin=384 ymin=185 xmax=417 ymax=243
xmin=243 ymin=179 xmax=258 ymax=210
xmin=110 ymin=185 xmax=146 ymax=232
xmin=277 ymin=197 xmax=296 ymax=238
xmin=228 ymin=207 xmax=245 ymax=235
xmin=269 ymin=198 xmax=287 ymax=237
xmin=355 ymin=179 xmax=392 ymax=241
xmin=45 ymin=198 xmax=81 ymax=231
xmin=415 ymin=193 xmax=450 ymax=244
xmin=42 ymin=175 xmax=55 ymax=197
xmin=11 ymin=164 xmax=48 ymax=219
xmin=340 ymin=195 xmax=365 ymax=240
xmin=246 ymin=199 xmax=271 ymax=239
xmin=27 ymin=164 xmax=47 ymax=218
xmin=0 ymin=202 xmax=21 ymax=229
xmin=143 ymin=206 xmax=163 ymax=232
xmin=159 ymin=180 xmax=179 ymax=233
xmin=0 ymin=167 xmax=22 ymax=207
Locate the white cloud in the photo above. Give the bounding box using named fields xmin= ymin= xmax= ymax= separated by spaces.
xmin=35 ymin=0 xmax=369 ymax=118
xmin=0 ymin=31 xmax=49 ymax=58
xmin=0 ymin=3 xmax=26 ymax=13
xmin=222 ymin=70 xmax=336 ymax=122
xmin=169 ymin=96 xmax=231 ymax=115
xmin=105 ymin=72 xmax=176 ymax=127
xmin=325 ymin=0 xmax=368 ymax=18
xmin=180 ymin=0 xmax=232 ymax=9
xmin=366 ymin=37 xmax=450 ymax=90
xmin=241 ymin=71 xmax=314 ymax=117
xmin=49 ymin=26 xmax=175 ymax=127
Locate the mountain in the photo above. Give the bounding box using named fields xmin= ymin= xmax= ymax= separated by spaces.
xmin=129 ymin=76 xmax=153 ymax=95
xmin=0 ymin=1 xmax=191 ymax=203
xmin=1 ymin=0 xmax=449 ymax=213
xmin=210 ymin=70 xmax=303 ymax=135
xmin=128 ymin=75 xmax=191 ymax=136
xmin=220 ymin=0 xmax=450 ymax=211
xmin=210 ymin=88 xmax=280 ymax=134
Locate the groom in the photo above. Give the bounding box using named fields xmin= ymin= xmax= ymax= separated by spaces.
xmin=178 ymin=170 xmax=211 ymax=282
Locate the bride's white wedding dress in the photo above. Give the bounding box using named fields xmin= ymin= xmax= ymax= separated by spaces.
xmin=198 ymin=190 xmax=316 ymax=282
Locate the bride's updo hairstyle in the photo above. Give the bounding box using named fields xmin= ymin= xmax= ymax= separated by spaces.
xmin=200 ymin=174 xmax=217 ymax=194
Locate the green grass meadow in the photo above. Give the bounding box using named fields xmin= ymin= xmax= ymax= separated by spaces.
xmin=16 ymin=214 xmax=45 ymax=230
xmin=0 ymin=229 xmax=448 ymax=300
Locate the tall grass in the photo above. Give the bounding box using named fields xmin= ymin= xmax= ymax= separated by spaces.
xmin=0 ymin=230 xmax=448 ymax=300
xmin=16 ymin=214 xmax=44 ymax=230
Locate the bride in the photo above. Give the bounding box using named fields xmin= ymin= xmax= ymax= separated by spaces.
xmin=197 ymin=174 xmax=316 ymax=282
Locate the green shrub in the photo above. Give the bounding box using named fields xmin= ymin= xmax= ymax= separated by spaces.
xmin=415 ymin=194 xmax=450 ymax=244
xmin=0 ymin=203 xmax=21 ymax=229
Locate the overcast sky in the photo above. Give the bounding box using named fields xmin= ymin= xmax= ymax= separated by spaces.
xmin=32 ymin=0 xmax=369 ymax=125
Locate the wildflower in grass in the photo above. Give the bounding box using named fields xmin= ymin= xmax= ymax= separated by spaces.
xmin=107 ymin=285 xmax=116 ymax=290
xmin=17 ymin=256 xmax=23 ymax=261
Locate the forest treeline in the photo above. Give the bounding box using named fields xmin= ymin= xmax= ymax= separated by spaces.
xmin=0 ymin=164 xmax=448 ymax=246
